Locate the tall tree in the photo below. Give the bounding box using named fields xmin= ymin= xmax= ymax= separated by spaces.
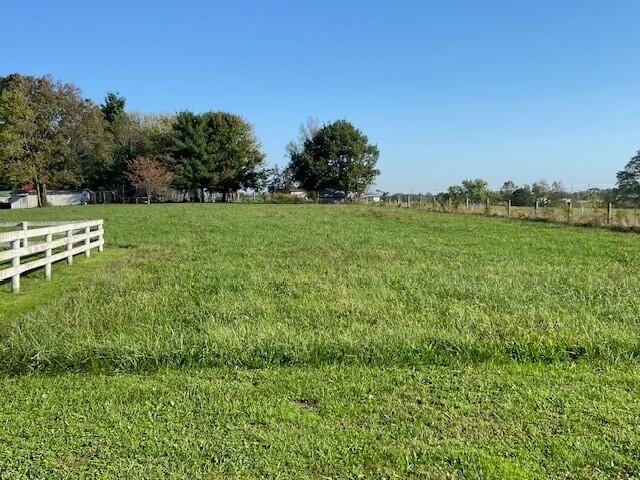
xmin=169 ymin=111 xmax=219 ymax=195
xmin=0 ymin=74 xmax=111 ymax=206
xmin=100 ymin=92 xmax=126 ymax=124
xmin=616 ymin=151 xmax=640 ymax=203
xmin=170 ymin=111 xmax=266 ymax=200
xmin=202 ymin=111 xmax=266 ymax=196
xmin=287 ymin=120 xmax=380 ymax=195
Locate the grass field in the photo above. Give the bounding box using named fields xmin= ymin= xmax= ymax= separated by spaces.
xmin=1 ymin=204 xmax=639 ymax=478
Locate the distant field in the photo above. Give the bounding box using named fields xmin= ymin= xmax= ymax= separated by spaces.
xmin=1 ymin=204 xmax=639 ymax=478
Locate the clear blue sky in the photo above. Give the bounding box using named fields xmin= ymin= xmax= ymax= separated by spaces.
xmin=1 ymin=0 xmax=639 ymax=192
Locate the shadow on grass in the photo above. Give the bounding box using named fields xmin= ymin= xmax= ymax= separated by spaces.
xmin=0 ymin=248 xmax=128 ymax=319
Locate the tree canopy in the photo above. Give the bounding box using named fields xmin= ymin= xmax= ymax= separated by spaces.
xmin=0 ymin=73 xmax=112 ymax=205
xmin=287 ymin=120 xmax=379 ymax=195
xmin=169 ymin=111 xmax=266 ymax=197
xmin=616 ymin=151 xmax=640 ymax=203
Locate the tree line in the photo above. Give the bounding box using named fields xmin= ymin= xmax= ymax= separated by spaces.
xmin=0 ymin=73 xmax=380 ymax=206
xmin=425 ymin=179 xmax=615 ymax=207
xmin=414 ymin=155 xmax=640 ymax=208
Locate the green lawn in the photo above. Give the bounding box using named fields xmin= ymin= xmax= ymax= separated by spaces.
xmin=1 ymin=204 xmax=639 ymax=478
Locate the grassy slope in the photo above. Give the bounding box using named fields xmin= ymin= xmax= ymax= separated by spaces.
xmin=1 ymin=204 xmax=639 ymax=478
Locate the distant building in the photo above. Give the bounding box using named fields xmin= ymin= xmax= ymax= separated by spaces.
xmin=47 ymin=189 xmax=91 ymax=206
xmin=319 ymin=189 xmax=347 ymax=204
xmin=363 ymin=192 xmax=381 ymax=203
xmin=0 ymin=191 xmax=38 ymax=209
xmin=0 ymin=189 xmax=91 ymax=209
xmin=289 ymin=188 xmax=307 ymax=199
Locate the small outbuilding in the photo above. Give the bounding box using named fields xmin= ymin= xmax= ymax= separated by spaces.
xmin=289 ymin=188 xmax=307 ymax=199
xmin=0 ymin=188 xmax=91 ymax=209
xmin=363 ymin=192 xmax=381 ymax=203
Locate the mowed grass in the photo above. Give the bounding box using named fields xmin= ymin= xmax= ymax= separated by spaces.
xmin=1 ymin=204 xmax=639 ymax=372
xmin=1 ymin=204 xmax=639 ymax=478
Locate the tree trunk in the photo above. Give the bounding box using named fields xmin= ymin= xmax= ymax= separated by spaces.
xmin=36 ymin=183 xmax=48 ymax=207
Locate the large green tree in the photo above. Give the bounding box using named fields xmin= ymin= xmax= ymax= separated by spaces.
xmin=0 ymin=74 xmax=112 ymax=206
xmin=287 ymin=120 xmax=380 ymax=195
xmin=616 ymin=151 xmax=640 ymax=204
xmin=170 ymin=111 xmax=266 ymax=200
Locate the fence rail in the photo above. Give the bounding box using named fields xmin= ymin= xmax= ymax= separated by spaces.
xmin=0 ymin=220 xmax=104 ymax=293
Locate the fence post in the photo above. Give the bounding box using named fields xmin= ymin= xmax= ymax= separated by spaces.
xmin=21 ymin=221 xmax=28 ymax=248
xmin=507 ymin=200 xmax=511 ymax=217
xmin=607 ymin=203 xmax=613 ymax=225
xmin=44 ymin=233 xmax=52 ymax=280
xmin=11 ymin=239 xmax=20 ymax=293
xmin=567 ymin=200 xmax=572 ymax=222
xmin=98 ymin=222 xmax=104 ymax=252
xmin=466 ymin=198 xmax=470 ymax=210
xmin=485 ymin=198 xmax=490 ymax=215
xmin=535 ymin=200 xmax=539 ymax=217
xmin=85 ymin=226 xmax=91 ymax=258
xmin=67 ymin=229 xmax=74 ymax=265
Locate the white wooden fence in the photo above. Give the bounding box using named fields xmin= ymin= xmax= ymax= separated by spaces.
xmin=0 ymin=220 xmax=104 ymax=293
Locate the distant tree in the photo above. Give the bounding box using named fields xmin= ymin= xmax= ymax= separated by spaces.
xmin=96 ymin=90 xmax=174 ymax=192
xmin=100 ymin=92 xmax=126 ymax=124
xmin=447 ymin=185 xmax=465 ymax=204
xmin=510 ymin=186 xmax=535 ymax=206
xmin=461 ymin=178 xmax=490 ymax=203
xmin=203 ymin=112 xmax=266 ymax=196
xmin=285 ymin=117 xmax=320 ymax=160
xmin=125 ymin=155 xmax=174 ymax=202
xmin=616 ymin=152 xmax=640 ymax=204
xmin=0 ymin=73 xmax=112 ymax=206
xmin=168 ymin=111 xmax=210 ymax=195
xmin=531 ymin=180 xmax=551 ymax=201
xmin=267 ymin=164 xmax=295 ymax=193
xmin=500 ymin=180 xmax=517 ymax=200
xmin=287 ymin=119 xmax=380 ymax=195
xmin=170 ymin=111 xmax=266 ymax=200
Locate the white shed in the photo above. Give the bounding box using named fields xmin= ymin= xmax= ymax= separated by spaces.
xmin=48 ymin=189 xmax=91 ymax=206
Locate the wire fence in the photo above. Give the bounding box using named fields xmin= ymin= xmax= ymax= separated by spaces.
xmin=379 ymin=195 xmax=640 ymax=230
